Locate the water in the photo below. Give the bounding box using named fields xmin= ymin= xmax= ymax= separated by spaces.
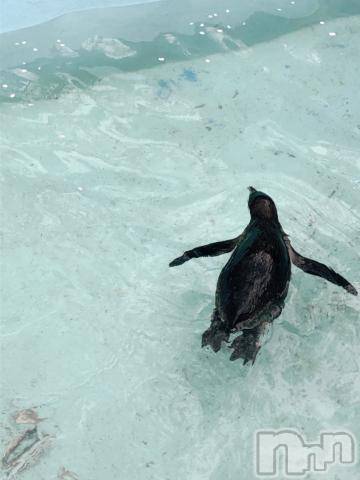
xmin=1 ymin=1 xmax=359 ymax=479
xmin=0 ymin=0 xmax=160 ymax=33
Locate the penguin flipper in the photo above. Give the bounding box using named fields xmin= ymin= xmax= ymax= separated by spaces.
xmin=287 ymin=243 xmax=357 ymax=296
xmin=169 ymin=235 xmax=242 ymax=267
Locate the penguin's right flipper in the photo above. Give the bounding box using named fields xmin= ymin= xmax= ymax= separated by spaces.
xmin=287 ymin=243 xmax=357 ymax=296
xmin=169 ymin=235 xmax=241 ymax=267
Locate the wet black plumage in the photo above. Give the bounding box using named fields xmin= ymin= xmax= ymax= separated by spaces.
xmin=169 ymin=187 xmax=357 ymax=364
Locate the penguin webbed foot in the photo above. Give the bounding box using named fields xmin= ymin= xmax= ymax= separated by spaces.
xmin=202 ymin=325 xmax=230 ymax=353
xmin=229 ymin=329 xmax=261 ymax=365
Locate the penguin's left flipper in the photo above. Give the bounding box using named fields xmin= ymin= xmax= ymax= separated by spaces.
xmin=169 ymin=236 xmax=241 ymax=267
xmin=288 ymin=244 xmax=357 ymax=296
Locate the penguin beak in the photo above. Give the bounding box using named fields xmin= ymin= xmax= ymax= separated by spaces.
xmin=248 ymin=186 xmax=257 ymax=193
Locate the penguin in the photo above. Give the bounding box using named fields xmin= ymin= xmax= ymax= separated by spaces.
xmin=169 ymin=187 xmax=357 ymax=364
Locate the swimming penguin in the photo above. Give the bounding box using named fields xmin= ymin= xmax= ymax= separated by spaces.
xmin=169 ymin=187 xmax=357 ymax=364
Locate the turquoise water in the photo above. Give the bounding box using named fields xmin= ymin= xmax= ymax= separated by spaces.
xmin=1 ymin=1 xmax=359 ymax=479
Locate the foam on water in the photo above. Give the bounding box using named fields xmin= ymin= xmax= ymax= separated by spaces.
xmin=0 ymin=3 xmax=359 ymax=480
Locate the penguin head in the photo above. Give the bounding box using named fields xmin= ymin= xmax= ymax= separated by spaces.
xmin=247 ymin=186 xmax=279 ymax=222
